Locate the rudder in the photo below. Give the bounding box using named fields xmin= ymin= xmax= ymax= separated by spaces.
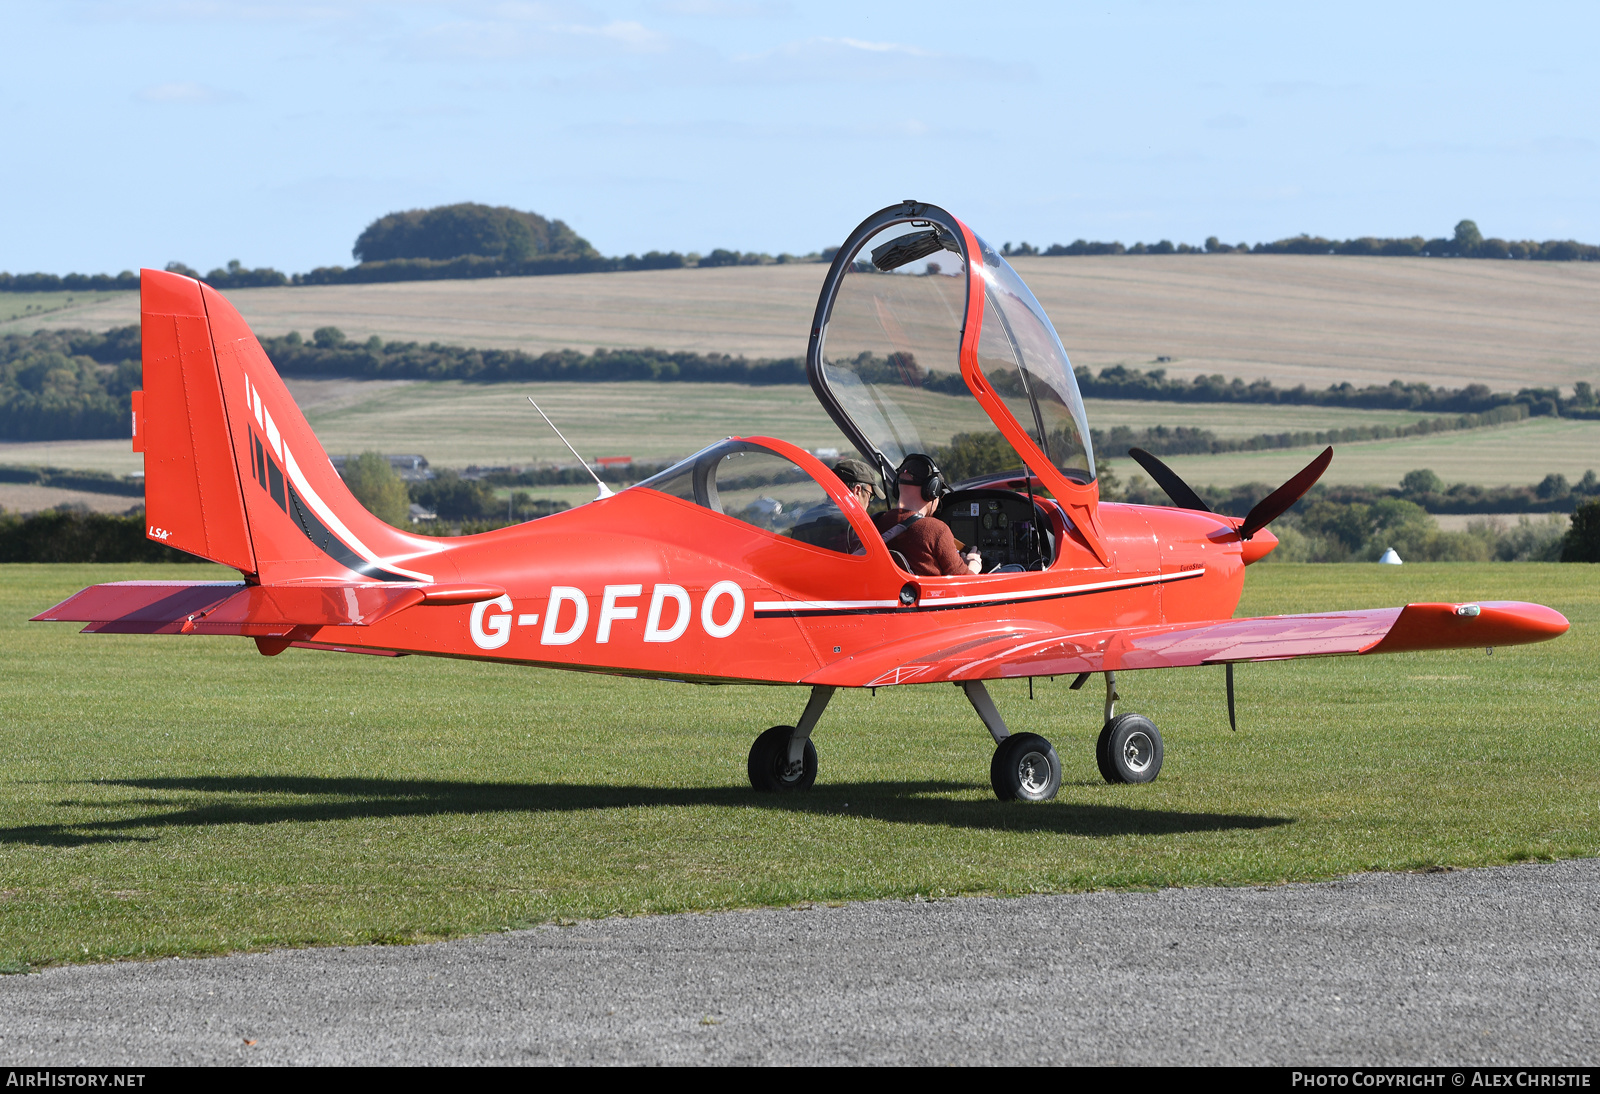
xmin=137 ymin=268 xmax=442 ymax=584
xmin=138 ymin=269 xmax=257 ymax=573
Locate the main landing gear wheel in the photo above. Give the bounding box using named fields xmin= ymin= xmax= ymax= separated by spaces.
xmin=990 ymin=732 xmax=1062 ymax=802
xmin=747 ymin=725 xmax=817 ymax=792
xmin=1097 ymin=713 xmax=1164 ymax=784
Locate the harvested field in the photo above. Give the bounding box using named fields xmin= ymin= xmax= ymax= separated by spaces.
xmin=0 ymin=484 xmax=142 ymax=516
xmin=12 ymin=255 xmax=1598 ymax=391
xmin=0 ymin=290 xmax=130 ymax=328
xmin=1015 ymin=255 xmax=1600 ymax=392
xmin=0 ymin=440 xmax=145 ymax=478
xmin=1154 ymin=416 xmax=1600 ymax=490
xmin=1431 ymin=513 xmax=1569 ymax=534
xmin=298 ymin=379 xmax=843 ymax=466
xmin=0 ymin=381 xmax=1520 ymax=481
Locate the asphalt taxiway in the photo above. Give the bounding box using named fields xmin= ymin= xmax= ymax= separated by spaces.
xmin=1 ymin=859 xmax=1595 ymax=1065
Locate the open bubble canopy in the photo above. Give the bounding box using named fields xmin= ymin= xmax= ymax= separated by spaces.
xmin=807 ymin=201 xmax=1096 ymax=493
xmin=636 ymin=201 xmax=1107 ymax=561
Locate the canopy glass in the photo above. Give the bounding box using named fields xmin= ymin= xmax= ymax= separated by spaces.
xmin=812 ymin=210 xmax=1095 ymax=489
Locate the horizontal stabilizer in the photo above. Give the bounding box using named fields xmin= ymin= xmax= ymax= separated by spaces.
xmin=803 ymin=600 xmax=1569 ymax=688
xmin=30 ymin=580 xmax=459 ymax=636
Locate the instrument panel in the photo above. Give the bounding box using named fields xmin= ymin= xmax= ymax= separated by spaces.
xmin=935 ymin=489 xmax=1056 ymax=572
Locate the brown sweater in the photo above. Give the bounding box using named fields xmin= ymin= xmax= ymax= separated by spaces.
xmin=873 ymin=509 xmax=969 ymax=576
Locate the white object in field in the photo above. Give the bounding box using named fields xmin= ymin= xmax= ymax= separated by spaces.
xmin=1378 ymin=547 xmax=1403 ymax=565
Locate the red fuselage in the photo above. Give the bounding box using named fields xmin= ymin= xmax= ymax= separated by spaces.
xmin=326 ymin=435 xmax=1261 ymax=684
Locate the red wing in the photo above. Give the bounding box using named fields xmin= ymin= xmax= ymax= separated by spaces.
xmin=802 ymin=601 xmax=1569 ymax=688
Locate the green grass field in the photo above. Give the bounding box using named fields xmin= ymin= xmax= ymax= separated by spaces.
xmin=0 ymin=291 xmax=132 ymax=329
xmin=0 ymin=561 xmax=1594 ymax=972
xmin=6 ymin=378 xmax=1584 ymax=493
xmin=1156 ymin=415 xmax=1600 ymax=489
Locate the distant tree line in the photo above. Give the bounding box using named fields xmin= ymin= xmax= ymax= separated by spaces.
xmin=0 ymin=271 xmax=142 ymax=293
xmin=1 ymin=202 xmax=828 ymax=292
xmin=10 ymin=207 xmax=1595 ymax=294
xmin=1007 ymin=219 xmax=1600 ymax=261
xmin=0 ymin=326 xmax=141 ymax=441
xmin=5 ymin=325 xmax=1597 ymax=443
xmin=0 ymin=464 xmax=142 ymax=495
xmin=1106 ymin=469 xmax=1600 ymax=562
xmin=1112 ymin=464 xmax=1599 ymax=518
xmin=1071 ymin=364 xmax=1599 ymax=418
xmin=6 ymin=463 xmax=1593 ymax=562
xmin=261 ymin=326 xmax=811 ymax=384
xmin=1092 ymin=404 xmax=1531 ymax=459
xmin=0 ymin=260 xmax=295 ymax=294
xmin=333 ymin=457 xmax=575 ymax=534
xmin=1 ymin=249 xmax=828 ymax=292
xmin=0 ymin=509 xmax=198 ymax=563
xmin=5 ymin=490 xmax=1595 ymax=563
xmin=846 ymin=350 xmax=1597 ymax=419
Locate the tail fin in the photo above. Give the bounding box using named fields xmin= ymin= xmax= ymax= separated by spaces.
xmin=137 ymin=268 xmax=440 ymax=583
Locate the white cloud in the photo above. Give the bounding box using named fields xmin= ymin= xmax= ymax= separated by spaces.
xmin=408 ymin=14 xmax=673 ymax=59
xmin=572 ymin=115 xmax=980 ymax=142
xmin=647 ymin=0 xmax=790 ymax=17
xmin=89 ymin=1 xmax=369 ymax=20
xmin=730 ymin=36 xmax=1023 ymax=84
xmin=135 ymin=81 xmax=237 ymax=103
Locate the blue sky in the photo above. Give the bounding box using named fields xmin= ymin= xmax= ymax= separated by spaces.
xmin=3 ymin=1 xmax=1597 ymax=274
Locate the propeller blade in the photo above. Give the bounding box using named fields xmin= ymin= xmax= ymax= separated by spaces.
xmin=1127 ymin=447 xmax=1211 ymax=512
xmin=1238 ymin=446 xmax=1334 ymax=540
xmin=1225 ymin=662 xmax=1237 ymax=732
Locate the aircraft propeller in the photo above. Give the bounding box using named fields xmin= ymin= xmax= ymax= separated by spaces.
xmin=1125 ymin=444 xmax=1333 ymax=736
xmin=1126 ymin=445 xmax=1334 ymax=541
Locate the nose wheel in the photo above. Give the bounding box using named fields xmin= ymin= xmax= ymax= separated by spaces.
xmin=1097 ymin=713 xmax=1164 ymax=784
xmin=990 ymin=732 xmax=1062 ymax=801
xmin=746 ymin=685 xmax=833 ymax=792
xmin=747 ymin=725 xmax=818 ymax=791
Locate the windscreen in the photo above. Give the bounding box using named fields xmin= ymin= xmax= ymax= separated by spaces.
xmin=818 ymin=223 xmax=1033 ymax=485
xmin=634 ymin=440 xmax=862 ymax=553
xmin=973 ymin=237 xmax=1095 ymax=481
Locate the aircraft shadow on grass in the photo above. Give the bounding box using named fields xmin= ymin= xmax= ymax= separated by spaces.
xmin=0 ymin=775 xmax=1291 ymax=847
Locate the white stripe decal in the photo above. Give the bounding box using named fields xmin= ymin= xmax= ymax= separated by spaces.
xmin=752 ymin=568 xmax=1202 ymax=615
xmin=103 ymin=580 xmax=245 ymax=587
xmin=913 ymin=567 xmax=1203 ymax=608
xmin=283 ymin=444 xmax=435 ymax=583
xmin=753 ymin=598 xmax=901 ymax=612
xmin=264 ymin=407 xmax=281 ymax=459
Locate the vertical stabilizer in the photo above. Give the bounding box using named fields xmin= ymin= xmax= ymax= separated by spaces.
xmin=140 ymin=269 xmax=257 ymax=573
xmin=192 ymin=280 xmax=442 ymax=584
xmin=137 ymin=268 xmax=444 ymax=585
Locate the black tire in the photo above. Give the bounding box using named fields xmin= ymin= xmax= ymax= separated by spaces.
xmin=1096 ymin=714 xmax=1163 ymax=784
xmin=989 ymin=732 xmax=1062 ymax=802
xmin=747 ymin=725 xmax=817 ymax=792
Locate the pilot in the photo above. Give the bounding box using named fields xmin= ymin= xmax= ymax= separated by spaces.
xmin=806 ymin=458 xmax=883 ymax=554
xmin=874 ymin=454 xmax=983 ymax=576
xmin=831 ymin=458 xmax=884 ymax=510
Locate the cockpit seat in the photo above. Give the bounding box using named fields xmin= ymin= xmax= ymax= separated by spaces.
xmin=935 ymin=488 xmax=1058 ymax=573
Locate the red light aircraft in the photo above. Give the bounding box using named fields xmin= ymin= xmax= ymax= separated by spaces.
xmin=35 ymin=202 xmax=1569 ymax=801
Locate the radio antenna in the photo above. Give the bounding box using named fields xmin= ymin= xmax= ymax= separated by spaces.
xmin=527 ymin=396 xmax=615 ymax=500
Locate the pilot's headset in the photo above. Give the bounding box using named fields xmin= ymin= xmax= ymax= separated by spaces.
xmin=896 ymin=453 xmax=949 ymax=503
